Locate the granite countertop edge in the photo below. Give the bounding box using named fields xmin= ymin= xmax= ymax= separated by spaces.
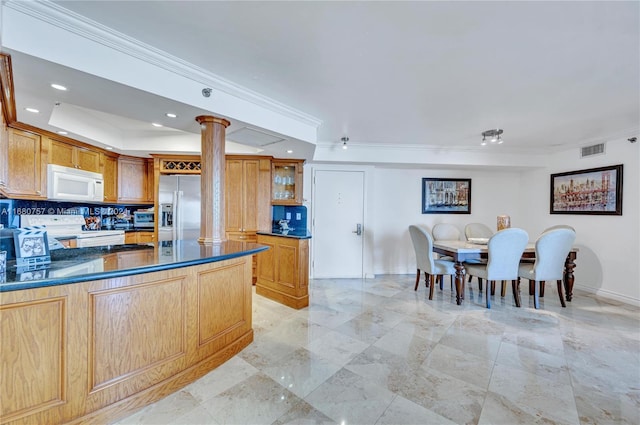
xmin=0 ymin=242 xmax=269 ymax=292
xmin=256 ymin=230 xmax=312 ymax=239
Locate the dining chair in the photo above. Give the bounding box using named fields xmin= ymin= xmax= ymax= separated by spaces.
xmin=408 ymin=225 xmax=456 ymax=300
xmin=464 ymin=228 xmax=529 ymax=308
xmin=463 ymin=222 xmax=494 ymax=290
xmin=526 ymin=224 xmax=576 ymax=296
xmin=431 ymin=223 xmax=460 ymax=279
xmin=518 ymin=228 xmax=576 ymax=309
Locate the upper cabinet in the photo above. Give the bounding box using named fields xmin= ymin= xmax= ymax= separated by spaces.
xmin=49 ymin=138 xmax=101 ymax=173
xmin=225 ymin=156 xmax=271 ymax=236
xmin=118 ymin=156 xmax=153 ymax=204
xmin=102 ymin=153 xmax=118 ymax=203
xmin=271 ymin=159 xmax=304 ymax=205
xmin=1 ymin=128 xmax=46 ymax=199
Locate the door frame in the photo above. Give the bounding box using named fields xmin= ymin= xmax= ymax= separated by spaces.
xmin=307 ymin=164 xmax=374 ymax=279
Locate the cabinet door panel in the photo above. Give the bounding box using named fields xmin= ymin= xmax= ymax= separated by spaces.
xmin=76 ymin=148 xmax=100 ymax=173
xmin=50 ymin=139 xmax=75 ymax=168
xmin=225 ymin=160 xmax=244 ymax=232
xmin=242 ymin=160 xmax=259 ymax=231
xmin=102 ymin=155 xmax=118 ymax=202
xmin=4 ymin=129 xmax=45 ymax=198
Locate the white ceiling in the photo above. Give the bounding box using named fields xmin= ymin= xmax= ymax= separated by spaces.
xmin=2 ymin=1 xmax=639 ymax=164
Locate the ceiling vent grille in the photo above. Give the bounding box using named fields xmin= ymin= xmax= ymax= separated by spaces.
xmin=581 ymin=143 xmax=605 ymax=158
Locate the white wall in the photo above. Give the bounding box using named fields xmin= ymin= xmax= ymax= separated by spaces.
xmin=307 ymin=137 xmax=639 ymax=305
xmin=518 ymin=137 xmax=639 ymax=304
xmin=371 ymin=167 xmax=525 ymax=274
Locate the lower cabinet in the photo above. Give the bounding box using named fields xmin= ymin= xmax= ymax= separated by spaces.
xmin=255 ymin=234 xmax=309 ymax=309
xmin=125 ymin=231 xmax=155 ymax=244
xmin=0 ymin=256 xmax=253 ymax=425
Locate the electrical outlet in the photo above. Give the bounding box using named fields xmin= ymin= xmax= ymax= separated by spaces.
xmin=296 ymin=213 xmax=302 ymax=220
xmin=286 ymin=212 xmax=291 ymax=220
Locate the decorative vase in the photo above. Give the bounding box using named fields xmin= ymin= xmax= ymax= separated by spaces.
xmin=497 ymin=215 xmax=511 ymax=231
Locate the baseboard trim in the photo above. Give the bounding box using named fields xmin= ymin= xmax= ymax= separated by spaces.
xmin=573 ymin=284 xmax=640 ymax=307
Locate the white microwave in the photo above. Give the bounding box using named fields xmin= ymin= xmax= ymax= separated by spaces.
xmin=47 ymin=164 xmax=104 ymax=202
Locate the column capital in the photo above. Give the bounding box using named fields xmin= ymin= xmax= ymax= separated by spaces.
xmin=195 ymin=115 xmax=231 ymax=127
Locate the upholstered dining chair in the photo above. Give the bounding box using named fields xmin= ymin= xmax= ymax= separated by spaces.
xmin=431 ymin=223 xmax=461 ymax=271
xmin=464 ymin=228 xmax=529 ymax=308
xmin=518 ymin=228 xmax=576 ymax=309
xmin=463 ymin=222 xmax=494 ymax=290
xmin=527 ymin=224 xmax=576 ymax=297
xmin=408 ymin=225 xmax=456 ymax=300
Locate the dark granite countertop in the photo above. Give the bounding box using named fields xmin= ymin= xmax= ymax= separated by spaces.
xmin=0 ymin=240 xmax=268 ymax=292
xmin=257 ymin=229 xmax=312 ymax=239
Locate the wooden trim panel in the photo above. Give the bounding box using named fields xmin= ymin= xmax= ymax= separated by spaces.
xmin=0 ymin=255 xmax=253 ymax=425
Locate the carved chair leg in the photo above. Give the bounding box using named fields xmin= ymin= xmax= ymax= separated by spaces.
xmin=540 ymin=281 xmax=545 ymax=297
xmin=512 ymin=280 xmax=521 ymax=307
xmin=556 ymin=279 xmax=566 ymax=307
xmin=415 ymin=269 xmax=421 ymax=291
xmin=501 ymin=280 xmax=507 ymax=298
xmin=529 ymin=281 xmax=534 ymax=295
xmin=425 ymin=272 xmax=430 ymax=288
xmin=428 ymin=274 xmax=436 ymax=300
xmin=439 ymin=275 xmax=444 ymax=290
xmin=491 ymin=281 xmax=496 ymax=296
xmin=478 ymin=278 xmax=483 ymax=292
xmin=533 ymin=280 xmax=540 ymax=309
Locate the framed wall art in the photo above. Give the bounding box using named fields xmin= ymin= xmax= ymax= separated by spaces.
xmin=550 ymin=164 xmax=623 ymax=215
xmin=422 ymin=178 xmax=471 ymax=214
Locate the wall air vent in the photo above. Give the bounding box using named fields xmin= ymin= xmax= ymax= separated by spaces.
xmin=581 ymin=143 xmax=605 ymax=158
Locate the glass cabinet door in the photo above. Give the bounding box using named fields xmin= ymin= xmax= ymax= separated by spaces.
xmin=271 ymin=160 xmax=303 ymax=205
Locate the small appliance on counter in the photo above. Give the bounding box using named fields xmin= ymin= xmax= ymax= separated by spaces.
xmin=133 ymin=209 xmax=155 ymax=229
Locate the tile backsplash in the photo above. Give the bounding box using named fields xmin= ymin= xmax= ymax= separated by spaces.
xmin=271 ymin=205 xmax=307 ymax=232
xmin=0 ymin=199 xmax=149 ymax=229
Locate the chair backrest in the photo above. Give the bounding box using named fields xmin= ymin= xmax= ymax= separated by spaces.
xmin=543 ymin=224 xmax=576 ymax=233
xmin=485 ymin=228 xmax=529 ymax=280
xmin=532 ymin=228 xmax=576 ymax=281
xmin=432 ymin=223 xmax=461 ymax=241
xmin=408 ymin=225 xmax=436 ymax=274
xmin=464 ymin=222 xmax=494 ymax=240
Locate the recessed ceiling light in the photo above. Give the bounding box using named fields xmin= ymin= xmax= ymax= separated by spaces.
xmin=165 ymin=113 xmax=177 ymax=118
xmin=25 ymin=107 xmax=39 ymax=113
xmin=104 ymin=146 xmax=113 ymax=150
xmin=286 ymin=150 xmax=293 ymax=154
xmin=57 ymin=131 xmax=68 ymax=135
xmin=152 ymin=123 xmax=163 ymax=127
xmin=51 ymin=83 xmax=67 ymax=91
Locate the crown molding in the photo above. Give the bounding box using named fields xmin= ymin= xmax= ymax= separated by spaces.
xmin=4 ymin=0 xmax=323 ymax=129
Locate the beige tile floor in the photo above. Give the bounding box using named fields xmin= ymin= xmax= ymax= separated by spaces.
xmin=114 ymin=275 xmax=640 ymax=425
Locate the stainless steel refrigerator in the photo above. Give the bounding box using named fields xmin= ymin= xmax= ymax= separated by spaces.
xmin=158 ymin=175 xmax=201 ymax=241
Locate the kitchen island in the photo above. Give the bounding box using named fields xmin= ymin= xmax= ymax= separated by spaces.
xmin=0 ymin=240 xmax=267 ymax=425
xmin=255 ymin=230 xmax=311 ymax=309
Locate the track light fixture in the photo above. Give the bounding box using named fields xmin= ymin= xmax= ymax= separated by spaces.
xmin=481 ymin=129 xmax=504 ymax=146
xmin=341 ymin=136 xmax=349 ymax=149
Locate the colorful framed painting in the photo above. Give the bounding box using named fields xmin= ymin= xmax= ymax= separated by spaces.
xmin=422 ymin=178 xmax=471 ymax=214
xmin=550 ymin=164 xmax=623 ymax=215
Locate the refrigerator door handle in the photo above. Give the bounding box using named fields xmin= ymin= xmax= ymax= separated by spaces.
xmin=175 ymin=191 xmax=183 ymax=240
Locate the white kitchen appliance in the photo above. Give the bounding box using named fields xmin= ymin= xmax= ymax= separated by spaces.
xmin=47 ymin=164 xmax=104 ymax=202
xmin=20 ymin=215 xmax=125 ymax=248
xmin=158 ymin=175 xmax=201 ymax=241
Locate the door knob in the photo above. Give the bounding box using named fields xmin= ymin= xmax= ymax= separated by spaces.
xmin=352 ymin=223 xmax=362 ymax=236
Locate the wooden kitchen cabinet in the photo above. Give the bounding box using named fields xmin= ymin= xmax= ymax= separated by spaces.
xmin=256 ymin=233 xmax=309 ymax=309
xmin=49 ymin=138 xmax=101 ymax=173
xmin=1 ymin=127 xmax=47 ymax=199
xmin=118 ymin=156 xmax=153 ymax=204
xmin=0 ymin=99 xmax=7 ymax=189
xmin=271 ymin=159 xmax=304 ymax=205
xmin=225 ymin=156 xmax=271 ymax=236
xmin=124 ymin=231 xmax=155 ymax=244
xmin=102 ymin=153 xmax=118 ymax=202
xmin=225 ymin=156 xmax=271 ymax=283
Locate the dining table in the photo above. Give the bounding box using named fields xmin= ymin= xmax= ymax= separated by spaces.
xmin=432 ymin=240 xmax=578 ymax=305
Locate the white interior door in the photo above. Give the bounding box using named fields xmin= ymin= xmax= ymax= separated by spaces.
xmin=312 ymin=170 xmax=364 ymax=278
